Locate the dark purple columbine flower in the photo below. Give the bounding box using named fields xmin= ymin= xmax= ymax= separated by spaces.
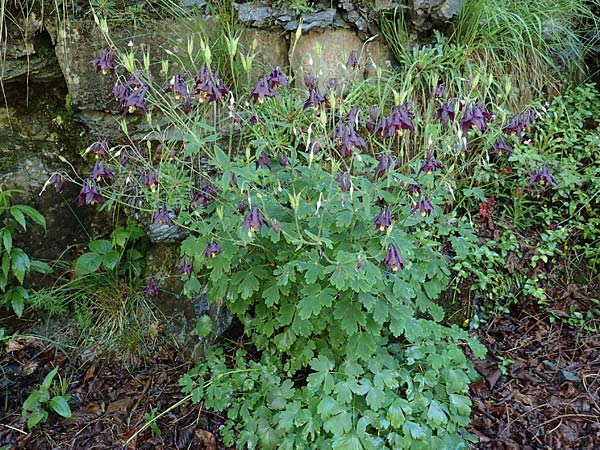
xmin=493 ymin=138 xmax=512 ymax=157
xmin=346 ymin=50 xmax=359 ymax=70
xmin=179 ymin=256 xmax=194 ymax=277
xmin=91 ymin=48 xmax=117 ymax=75
xmin=230 ymin=173 xmax=239 ymax=188
xmin=78 ymin=178 xmax=103 ymax=206
xmin=249 ymin=115 xmax=261 ymax=125
xmin=145 ymin=278 xmax=159 ymax=298
xmin=192 ymin=181 xmax=220 ymax=207
xmin=256 ymin=151 xmax=272 ymax=170
xmin=345 ymin=106 xmax=360 ymax=127
xmin=124 ymin=85 xmax=148 ymax=115
xmin=503 ymin=109 xmax=537 ymax=140
xmin=460 ymin=102 xmax=492 ymax=135
xmin=419 ymin=149 xmax=443 ymax=175
xmin=124 ymin=71 xmax=147 ymax=94
xmin=203 ymin=241 xmax=222 ymax=258
xmin=194 ymin=65 xmax=229 ymax=104
xmin=85 ymin=139 xmax=110 ymax=158
xmin=374 ymin=206 xmax=392 ymax=233
xmin=278 ymin=153 xmax=289 ymax=167
xmin=251 ymin=77 xmax=276 ymax=103
xmin=436 ymin=103 xmax=456 ymax=128
xmin=335 ymin=124 xmax=366 ymax=158
xmin=92 ymin=158 xmax=116 ymax=182
xmin=266 ymin=66 xmax=288 ymax=90
xmin=165 ymin=72 xmax=189 ymax=100
xmin=412 ymin=197 xmax=435 ymax=217
xmin=142 ymin=170 xmax=159 ymax=191
xmin=384 ymin=244 xmax=404 ymax=272
xmin=366 ymin=105 xmax=379 ymax=132
xmin=47 ymin=170 xmax=68 ymax=193
xmin=385 ymin=105 xmax=413 ymax=138
xmin=529 ymin=164 xmax=557 ymax=187
xmin=153 ymin=203 xmax=173 ymax=225
xmin=304 ymin=73 xmax=319 ymax=91
xmin=375 ymin=152 xmax=396 ymax=178
xmin=181 ymin=97 xmax=192 ymax=114
xmin=408 ymin=183 xmax=422 ymax=198
xmin=304 ymin=89 xmax=326 ymax=111
xmin=326 ymin=77 xmax=338 ymax=92
xmin=433 ymin=84 xmax=445 ymax=99
xmin=243 ymin=206 xmax=268 ymax=234
xmin=338 ymin=172 xmax=351 ymax=192
xmin=112 ymin=81 xmax=130 ymax=105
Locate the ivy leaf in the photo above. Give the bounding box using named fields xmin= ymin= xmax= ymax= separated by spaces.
xmin=334 ymin=298 xmax=365 ymax=335
xmin=366 ymin=385 xmax=386 ymax=410
xmin=402 ymin=421 xmax=425 ymax=440
xmin=387 ymin=399 xmax=406 ymax=429
xmin=427 ymin=400 xmax=447 ymax=427
xmin=324 ymin=411 xmax=352 ymax=434
xmin=183 ymin=277 xmax=202 ymax=297
xmin=449 ymin=394 xmax=471 ymax=416
xmin=262 ymin=284 xmax=280 ymax=307
xmin=333 ymin=433 xmax=363 ymax=450
xmin=347 ymin=333 xmax=377 ymax=361
xmin=238 ymin=272 xmax=259 ymax=300
xmin=297 ymin=285 xmax=334 ymax=320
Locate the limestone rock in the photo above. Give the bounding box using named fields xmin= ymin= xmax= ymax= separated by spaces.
xmin=290 ymin=28 xmax=394 ymax=89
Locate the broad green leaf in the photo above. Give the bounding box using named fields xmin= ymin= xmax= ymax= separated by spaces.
xmin=41 ymin=368 xmax=58 ymax=390
xmin=10 ymin=289 xmax=25 ymax=317
xmin=74 ymin=252 xmax=103 ymax=276
xmin=2 ymin=231 xmax=11 ymax=254
xmin=12 ymin=205 xmax=45 ymax=229
xmin=10 ymin=208 xmax=26 ymax=230
xmin=88 ymin=240 xmax=113 ymax=255
xmin=49 ymin=396 xmax=72 ymax=418
xmin=213 ymin=146 xmax=230 ymax=169
xmin=22 ymin=392 xmax=43 ymax=413
xmin=102 ymin=251 xmax=121 ymax=271
xmin=27 ymin=408 xmax=48 ymax=429
xmin=11 ymin=248 xmax=30 ymax=283
xmin=30 ymin=260 xmax=50 ymax=274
